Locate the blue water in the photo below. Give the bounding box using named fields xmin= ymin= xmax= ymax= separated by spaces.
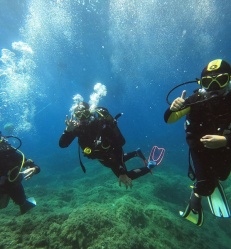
xmin=1 ymin=0 xmax=230 ymax=171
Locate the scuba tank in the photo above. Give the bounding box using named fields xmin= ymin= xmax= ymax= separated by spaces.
xmin=95 ymin=107 xmax=125 ymax=147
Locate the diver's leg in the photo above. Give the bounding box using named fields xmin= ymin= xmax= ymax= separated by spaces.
xmin=6 ymin=181 xmax=26 ymax=206
xmin=190 ymin=149 xmax=217 ymax=196
xmin=126 ymin=167 xmax=151 ymax=180
xmin=7 ymin=181 xmax=36 ymax=214
xmin=124 ymin=149 xmax=147 ymax=165
xmin=0 ymin=176 xmax=10 ymax=209
xmin=0 ymin=193 xmax=10 ymax=209
xmin=189 ymin=191 xmax=202 ymax=212
xmin=215 ymin=152 xmax=231 ymax=181
xmin=123 ymin=151 xmax=137 ymax=162
xmin=0 ymin=181 xmax=10 ymax=209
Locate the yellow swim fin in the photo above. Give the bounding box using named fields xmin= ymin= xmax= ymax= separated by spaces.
xmin=179 ymin=204 xmax=204 ymax=226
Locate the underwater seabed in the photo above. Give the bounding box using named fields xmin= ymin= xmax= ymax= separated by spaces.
xmin=1 ymin=161 xmax=231 ymax=249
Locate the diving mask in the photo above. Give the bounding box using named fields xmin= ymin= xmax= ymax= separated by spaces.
xmin=201 ymin=73 xmax=230 ymax=91
xmin=75 ymin=109 xmax=91 ymax=120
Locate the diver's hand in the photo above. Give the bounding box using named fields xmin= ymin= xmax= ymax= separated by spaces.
xmin=65 ymin=115 xmax=79 ymax=132
xmin=21 ymin=168 xmax=36 ymax=180
xmin=118 ymin=174 xmax=132 ymax=189
xmin=170 ymin=90 xmax=186 ymax=111
xmin=200 ymin=135 xmax=227 ymax=149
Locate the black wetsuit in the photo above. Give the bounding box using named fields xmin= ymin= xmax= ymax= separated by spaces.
xmin=164 ymin=91 xmax=231 ymax=196
xmin=59 ymin=116 xmax=150 ymax=179
xmin=0 ymin=146 xmax=40 ymax=207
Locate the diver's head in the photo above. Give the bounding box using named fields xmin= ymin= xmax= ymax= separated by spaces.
xmin=73 ymin=102 xmax=91 ymax=120
xmin=200 ymin=59 xmax=231 ymax=92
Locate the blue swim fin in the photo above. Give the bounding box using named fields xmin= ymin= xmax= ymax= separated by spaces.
xmin=207 ymin=181 xmax=230 ymax=218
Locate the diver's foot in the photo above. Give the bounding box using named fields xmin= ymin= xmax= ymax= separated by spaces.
xmin=147 ymin=161 xmax=157 ymax=170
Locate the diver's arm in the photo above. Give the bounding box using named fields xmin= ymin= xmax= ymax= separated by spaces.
xmin=110 ymin=164 xmax=127 ymax=177
xmin=23 ymin=159 xmax=40 ymax=174
xmin=21 ymin=159 xmax=40 ymax=180
xmin=59 ymin=131 xmax=76 ymax=148
xmin=170 ymin=90 xmax=186 ymax=110
xmin=111 ymin=165 xmax=133 ymax=189
xmin=200 ymin=135 xmax=229 ymax=149
xmin=118 ymin=174 xmax=132 ymax=189
xmin=164 ymin=90 xmax=190 ymax=123
xmin=59 ymin=115 xmax=79 ymax=148
xmin=164 ymin=106 xmax=190 ymax=123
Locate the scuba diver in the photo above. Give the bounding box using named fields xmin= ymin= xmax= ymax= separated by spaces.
xmin=164 ymin=59 xmax=231 ymax=226
xmin=59 ymin=102 xmax=159 ymax=189
xmin=0 ymin=133 xmax=40 ymax=214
